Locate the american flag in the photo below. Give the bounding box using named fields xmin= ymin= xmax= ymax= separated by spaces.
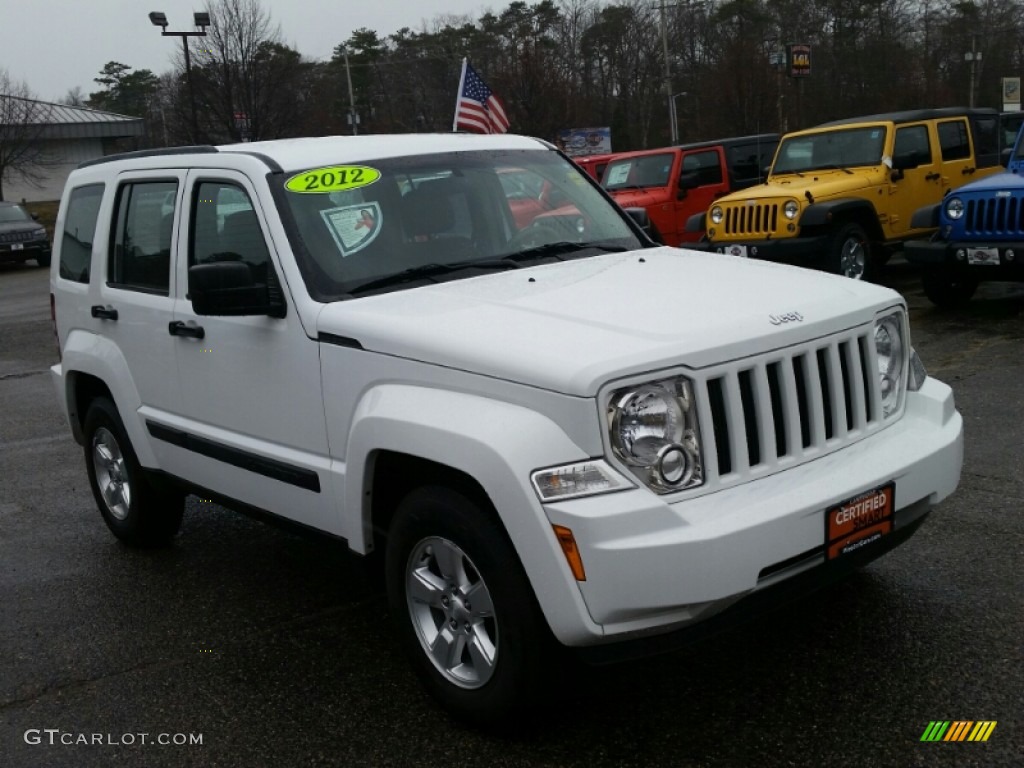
xmin=453 ymin=59 xmax=510 ymax=134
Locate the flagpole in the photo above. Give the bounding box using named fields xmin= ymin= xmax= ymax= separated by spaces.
xmin=453 ymin=58 xmax=469 ymax=132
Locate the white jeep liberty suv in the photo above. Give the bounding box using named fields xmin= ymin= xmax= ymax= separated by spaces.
xmin=50 ymin=133 xmax=963 ymax=724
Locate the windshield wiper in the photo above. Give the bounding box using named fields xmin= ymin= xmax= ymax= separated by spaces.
xmin=347 ymin=258 xmax=523 ymax=295
xmin=814 ymin=164 xmax=854 ymax=175
xmin=504 ymin=241 xmax=629 ymax=262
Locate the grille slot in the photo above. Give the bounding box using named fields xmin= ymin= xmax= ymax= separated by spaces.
xmin=697 ymin=328 xmax=880 ymax=482
xmin=0 ymin=231 xmax=36 ymax=244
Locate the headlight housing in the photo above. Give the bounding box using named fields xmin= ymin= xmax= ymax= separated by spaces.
xmin=783 ymin=200 xmax=799 ymax=219
xmin=873 ymin=311 xmax=908 ymax=417
xmin=945 ymin=197 xmax=964 ymax=220
xmin=607 ymin=377 xmax=703 ymax=493
xmin=710 ymin=206 xmax=723 ymax=225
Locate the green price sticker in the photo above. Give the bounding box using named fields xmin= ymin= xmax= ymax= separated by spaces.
xmin=285 ymin=165 xmax=381 ymax=194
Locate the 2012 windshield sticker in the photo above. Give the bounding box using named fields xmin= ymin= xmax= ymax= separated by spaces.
xmin=285 ymin=165 xmax=381 ymax=193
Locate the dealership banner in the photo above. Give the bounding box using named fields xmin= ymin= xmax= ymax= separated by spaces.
xmin=557 ymin=127 xmax=612 ymax=157
xmin=1003 ymin=77 xmax=1021 ymax=111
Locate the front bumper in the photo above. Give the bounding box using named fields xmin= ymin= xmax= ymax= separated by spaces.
xmin=904 ymin=238 xmax=1024 ymax=279
xmin=706 ymin=233 xmax=830 ymax=265
xmin=543 ymin=377 xmax=962 ymax=646
xmin=0 ymin=240 xmax=50 ymax=263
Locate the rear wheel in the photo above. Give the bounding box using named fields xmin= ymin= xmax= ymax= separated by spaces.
xmin=921 ymin=271 xmax=979 ymax=308
xmin=83 ymin=397 xmax=184 ymax=547
xmin=385 ymin=485 xmax=556 ymax=726
xmin=828 ymin=223 xmax=871 ymax=280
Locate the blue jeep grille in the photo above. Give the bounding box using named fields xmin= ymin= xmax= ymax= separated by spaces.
xmin=962 ymin=196 xmax=1024 ymax=236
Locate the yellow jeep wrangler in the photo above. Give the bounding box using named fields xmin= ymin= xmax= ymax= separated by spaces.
xmin=689 ymin=108 xmax=1003 ymax=279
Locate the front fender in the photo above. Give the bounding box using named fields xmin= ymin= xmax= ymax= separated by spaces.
xmin=343 ymin=383 xmax=604 ymax=644
xmin=911 ymin=203 xmax=940 ymax=230
xmin=799 ymin=199 xmax=878 ymax=229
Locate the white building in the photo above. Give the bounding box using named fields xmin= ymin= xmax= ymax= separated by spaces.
xmin=1 ymin=97 xmax=144 ymax=203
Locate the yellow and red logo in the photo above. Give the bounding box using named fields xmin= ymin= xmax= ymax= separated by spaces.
xmin=920 ymin=721 xmax=997 ymax=742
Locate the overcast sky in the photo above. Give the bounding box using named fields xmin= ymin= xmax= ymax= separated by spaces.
xmin=1 ymin=0 xmax=493 ymax=103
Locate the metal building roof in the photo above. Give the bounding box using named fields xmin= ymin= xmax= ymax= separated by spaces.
xmin=0 ymin=95 xmax=144 ymax=139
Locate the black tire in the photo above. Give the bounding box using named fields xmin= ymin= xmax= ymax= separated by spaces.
xmin=35 ymin=252 xmax=51 ymax=268
xmin=83 ymin=397 xmax=184 ymax=547
xmin=827 ymin=222 xmax=872 ymax=280
xmin=921 ymin=271 xmax=979 ymax=308
xmin=385 ymin=485 xmax=557 ymax=726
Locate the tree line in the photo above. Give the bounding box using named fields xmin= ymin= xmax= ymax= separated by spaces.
xmin=50 ymin=0 xmax=1024 ymax=151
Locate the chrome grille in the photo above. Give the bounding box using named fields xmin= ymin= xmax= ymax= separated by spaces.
xmin=0 ymin=230 xmax=36 ymax=244
xmin=964 ymin=196 xmax=1024 ymax=236
xmin=696 ymin=328 xmax=882 ymax=483
xmin=723 ymin=203 xmax=778 ymax=236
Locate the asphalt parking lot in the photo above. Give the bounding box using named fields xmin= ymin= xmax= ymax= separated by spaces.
xmin=1 ymin=259 xmax=1021 ymax=767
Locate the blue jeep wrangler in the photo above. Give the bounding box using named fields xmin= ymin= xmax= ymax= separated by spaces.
xmin=905 ymin=121 xmax=1024 ymax=307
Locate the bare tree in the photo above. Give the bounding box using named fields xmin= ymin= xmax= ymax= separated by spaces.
xmin=0 ymin=70 xmax=52 ymax=201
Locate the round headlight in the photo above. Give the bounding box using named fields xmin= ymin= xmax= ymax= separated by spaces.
xmin=945 ymin=197 xmax=964 ymax=220
xmin=710 ymin=206 xmax=723 ymax=224
xmin=611 ymin=385 xmax=684 ymax=467
xmin=783 ymin=200 xmax=799 ymax=219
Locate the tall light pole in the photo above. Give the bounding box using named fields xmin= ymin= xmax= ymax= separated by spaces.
xmin=671 ymin=92 xmax=687 ymax=144
xmin=149 ymin=11 xmax=210 ymax=143
xmin=656 ymin=2 xmax=679 ymax=144
xmin=340 ymin=46 xmax=359 ymax=135
xmin=965 ymin=33 xmax=982 ymax=108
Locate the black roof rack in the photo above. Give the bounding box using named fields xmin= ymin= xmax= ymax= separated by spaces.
xmin=77 ymin=145 xmax=219 ymax=169
xmin=815 ymin=107 xmax=999 ymax=129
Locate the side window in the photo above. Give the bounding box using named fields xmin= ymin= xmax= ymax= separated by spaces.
xmin=893 ymin=125 xmax=932 ymax=165
xmin=681 ymin=150 xmax=723 ymax=186
xmin=971 ymin=115 xmax=998 ymax=167
xmin=59 ymin=184 xmax=104 ymax=283
xmin=108 ymin=181 xmax=177 ymax=294
xmin=190 ymin=182 xmax=270 ymax=277
xmin=728 ymin=142 xmax=772 ymax=184
xmin=937 ymin=120 xmax=970 ymax=162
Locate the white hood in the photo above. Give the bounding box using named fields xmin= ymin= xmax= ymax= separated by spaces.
xmin=316 ymin=248 xmax=902 ymax=396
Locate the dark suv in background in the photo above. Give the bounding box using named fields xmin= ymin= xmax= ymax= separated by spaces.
xmin=0 ymin=202 xmax=50 ymax=267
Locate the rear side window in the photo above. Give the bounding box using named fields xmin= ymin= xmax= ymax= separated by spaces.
xmin=108 ymin=181 xmax=177 ymax=294
xmin=60 ymin=184 xmax=104 ymax=283
xmin=728 ymin=142 xmax=774 ymax=184
xmin=937 ymin=120 xmax=971 ymax=162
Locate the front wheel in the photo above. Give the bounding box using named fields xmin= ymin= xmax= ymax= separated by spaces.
xmin=827 ymin=223 xmax=872 ymax=280
xmin=921 ymin=271 xmax=979 ymax=308
xmin=83 ymin=397 xmax=184 ymax=547
xmin=385 ymin=486 xmax=556 ymax=725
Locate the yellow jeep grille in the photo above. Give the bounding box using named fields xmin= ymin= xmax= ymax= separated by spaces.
xmin=720 ymin=201 xmax=784 ymax=238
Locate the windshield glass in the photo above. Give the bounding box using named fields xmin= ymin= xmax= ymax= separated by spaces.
xmin=0 ymin=205 xmax=32 ymax=224
xmin=277 ymin=149 xmax=642 ymax=299
xmin=602 ymin=153 xmax=674 ymax=191
xmin=772 ymin=126 xmax=888 ymax=174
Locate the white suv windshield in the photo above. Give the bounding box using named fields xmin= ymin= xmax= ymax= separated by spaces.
xmin=276 ymin=149 xmax=642 ymax=299
xmin=773 ymin=126 xmax=888 ymax=174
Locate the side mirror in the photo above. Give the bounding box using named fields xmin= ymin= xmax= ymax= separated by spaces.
xmin=623 ymin=207 xmax=663 ymax=244
xmin=31 ymin=213 xmax=40 ymax=221
xmin=189 ymin=261 xmax=286 ymax=318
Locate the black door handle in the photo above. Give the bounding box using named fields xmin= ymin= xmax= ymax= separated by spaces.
xmin=90 ymin=305 xmax=118 ymax=321
xmin=925 ymin=172 xmax=941 ymax=181
xmin=168 ymin=321 xmax=205 ymax=339
xmin=962 ymin=167 xmax=976 ymax=175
